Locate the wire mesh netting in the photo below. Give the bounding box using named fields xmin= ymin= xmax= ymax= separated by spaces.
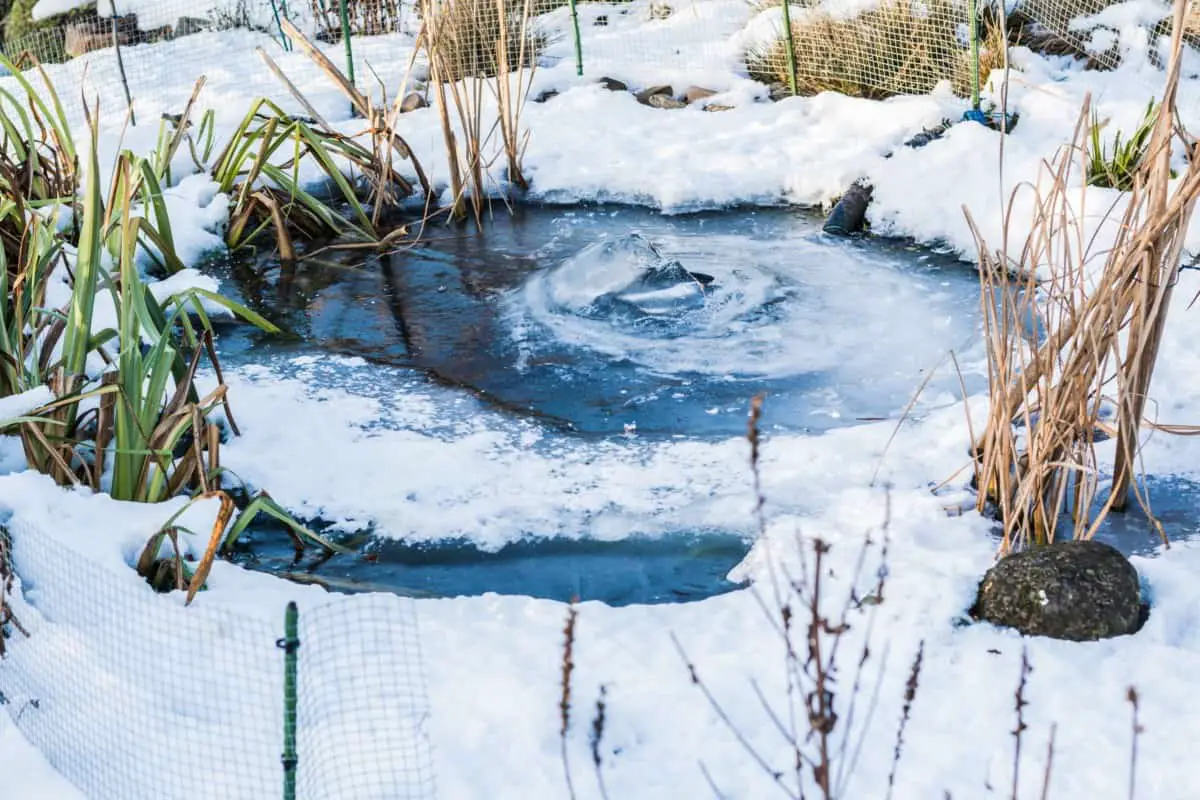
xmin=0 ymin=0 xmax=1189 ymax=122
xmin=0 ymin=0 xmax=420 ymax=120
xmin=745 ymin=0 xmax=986 ymax=100
xmin=1015 ymin=0 xmax=1125 ymax=69
xmin=0 ymin=519 xmax=436 ymax=800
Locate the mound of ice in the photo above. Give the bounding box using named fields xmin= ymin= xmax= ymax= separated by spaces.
xmin=516 ymin=228 xmax=978 ymax=384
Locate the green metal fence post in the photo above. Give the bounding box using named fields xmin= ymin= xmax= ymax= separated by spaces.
xmin=279 ymin=0 xmax=293 ymax=51
xmin=278 ymin=602 xmax=299 ymax=800
xmin=778 ymin=1 xmax=798 ymax=97
xmin=339 ymin=0 xmax=356 ymax=85
xmin=269 ymin=0 xmax=292 ymax=52
xmin=969 ymin=0 xmax=981 ymax=113
xmin=107 ymin=0 xmax=136 ymax=125
xmin=566 ymin=0 xmax=583 ymax=76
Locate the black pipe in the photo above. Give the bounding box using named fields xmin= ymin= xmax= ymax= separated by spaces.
xmin=823 ymin=182 xmax=872 ymax=236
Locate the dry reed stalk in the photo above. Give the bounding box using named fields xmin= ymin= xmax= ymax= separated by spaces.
xmin=418 ymin=0 xmax=539 ymax=219
xmin=494 ymin=0 xmax=536 ymax=190
xmin=277 ymin=17 xmax=431 ymax=212
xmin=966 ymin=0 xmax=1200 ymax=551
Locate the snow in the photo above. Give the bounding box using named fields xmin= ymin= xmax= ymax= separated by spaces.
xmin=33 ymin=0 xmax=304 ymax=32
xmin=0 ymin=387 xmax=54 ymax=422
xmin=5 ymin=0 xmax=1200 ymax=798
xmin=0 ymin=711 xmax=85 ymax=799
xmin=31 ymin=0 xmax=88 ymax=21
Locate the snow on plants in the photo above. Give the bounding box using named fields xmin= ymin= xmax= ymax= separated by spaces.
xmin=3 ymin=0 xmax=1200 ymax=798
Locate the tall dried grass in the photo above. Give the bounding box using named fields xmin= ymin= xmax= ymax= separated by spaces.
xmin=966 ymin=0 xmax=1200 ymax=551
xmin=419 ymin=0 xmax=539 ymax=220
xmin=309 ymin=0 xmax=405 ymax=38
xmin=419 ymin=0 xmax=545 ymax=82
xmin=748 ymin=0 xmax=1008 ymax=99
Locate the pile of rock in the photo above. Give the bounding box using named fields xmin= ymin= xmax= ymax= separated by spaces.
xmin=590 ymin=78 xmax=731 ymax=111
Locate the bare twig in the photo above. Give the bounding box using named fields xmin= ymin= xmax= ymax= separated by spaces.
xmin=1039 ymin=724 xmax=1056 ymax=800
xmin=590 ymin=684 xmax=611 ymax=800
xmin=885 ymin=641 xmax=924 ymax=799
xmin=1127 ymin=687 xmax=1142 ymax=800
xmin=561 ymin=602 xmax=579 ymax=800
xmin=1011 ymin=650 xmax=1032 ymax=800
xmin=672 ymin=631 xmax=794 ymax=798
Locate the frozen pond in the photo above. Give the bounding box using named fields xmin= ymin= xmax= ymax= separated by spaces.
xmin=216 ymin=205 xmax=987 ymax=438
xmin=212 ymin=204 xmax=991 ymax=603
xmin=227 ymin=527 xmax=751 ymax=606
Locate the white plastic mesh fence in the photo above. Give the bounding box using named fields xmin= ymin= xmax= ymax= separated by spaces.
xmin=0 ymin=519 xmax=436 ymax=800
xmin=0 ymin=0 xmax=1191 ymax=121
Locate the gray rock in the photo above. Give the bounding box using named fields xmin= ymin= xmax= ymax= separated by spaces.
xmin=974 ymin=540 xmax=1145 ymax=641
xmin=767 ymin=82 xmax=793 ymax=102
xmin=174 ymin=16 xmax=210 ymax=37
xmin=535 ymin=89 xmax=559 ymax=103
xmin=634 ymin=84 xmax=673 ymax=104
xmin=647 ymin=93 xmax=686 ymax=110
xmin=400 ymin=92 xmax=427 ymax=113
xmin=704 ymin=104 xmax=734 ymax=112
xmin=598 ymin=77 xmax=627 ymax=92
xmin=684 ymin=86 xmax=717 ymax=104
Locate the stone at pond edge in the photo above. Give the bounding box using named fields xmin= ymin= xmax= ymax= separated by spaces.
xmin=598 ymin=77 xmax=628 ymax=92
xmin=635 ymin=84 xmax=674 ymax=104
xmin=974 ymin=540 xmax=1145 ymax=641
xmin=400 ymin=92 xmax=428 ymax=113
xmin=174 ymin=16 xmax=210 ymax=36
xmin=767 ymin=82 xmax=793 ymax=102
xmin=684 ymin=86 xmax=717 ymax=104
xmin=647 ymin=94 xmax=686 ymax=110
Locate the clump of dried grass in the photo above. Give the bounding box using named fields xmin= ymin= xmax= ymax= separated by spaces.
xmin=309 ymin=0 xmax=405 ymax=38
xmin=747 ymin=0 xmax=1007 ymax=99
xmin=418 ymin=0 xmax=547 ymax=81
xmin=420 ymin=0 xmax=540 ymax=221
xmin=966 ymin=0 xmax=1200 ymax=552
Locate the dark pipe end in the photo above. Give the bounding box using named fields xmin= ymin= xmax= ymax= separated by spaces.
xmin=823 ymin=182 xmax=873 ymax=236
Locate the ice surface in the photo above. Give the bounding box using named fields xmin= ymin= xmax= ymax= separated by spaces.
xmin=214 ymin=206 xmax=985 ymax=437
xmin=545 ymin=234 xmax=710 ymax=317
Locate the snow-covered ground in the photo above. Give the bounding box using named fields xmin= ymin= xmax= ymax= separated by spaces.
xmin=5 ymin=0 xmax=1200 ymax=798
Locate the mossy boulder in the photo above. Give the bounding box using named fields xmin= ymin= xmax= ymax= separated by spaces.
xmin=974 ymin=540 xmax=1144 ymax=641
